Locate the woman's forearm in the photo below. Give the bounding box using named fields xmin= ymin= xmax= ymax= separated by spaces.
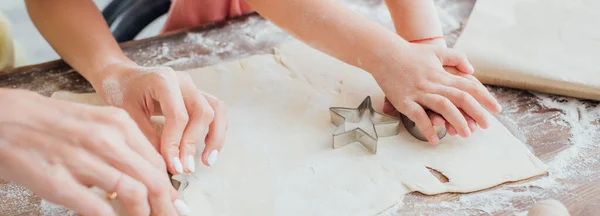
xmin=385 ymin=0 xmax=445 ymax=46
xmin=25 ymin=0 xmax=132 ymax=84
xmin=245 ymin=0 xmax=409 ymax=75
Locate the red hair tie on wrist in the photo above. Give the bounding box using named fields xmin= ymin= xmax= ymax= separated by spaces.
xmin=409 ymin=36 xmax=445 ymax=43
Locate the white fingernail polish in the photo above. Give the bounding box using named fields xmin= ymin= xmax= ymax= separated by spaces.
xmin=187 ymin=155 xmax=195 ymax=172
xmin=173 ymin=157 xmax=184 ymax=174
xmin=174 ymin=199 xmax=191 ymax=215
xmin=207 ymin=150 xmax=219 ymax=166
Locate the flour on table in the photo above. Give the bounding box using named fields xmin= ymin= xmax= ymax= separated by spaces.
xmin=51 ymin=40 xmax=547 ymax=216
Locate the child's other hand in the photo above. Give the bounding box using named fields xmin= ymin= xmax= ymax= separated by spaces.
xmin=373 ymin=42 xmax=501 ymax=144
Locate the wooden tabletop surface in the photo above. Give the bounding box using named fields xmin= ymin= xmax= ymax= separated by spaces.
xmin=1 ymin=0 xmax=599 ymax=215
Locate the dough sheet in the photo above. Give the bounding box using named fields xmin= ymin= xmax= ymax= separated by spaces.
xmin=52 ymin=40 xmax=547 ymax=216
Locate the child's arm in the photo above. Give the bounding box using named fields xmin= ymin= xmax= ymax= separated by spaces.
xmin=385 ymin=0 xmax=479 ymax=136
xmin=385 ymin=0 xmax=446 ymax=46
xmin=246 ymin=0 xmax=502 ymax=143
xmin=25 ymin=0 xmax=227 ymax=182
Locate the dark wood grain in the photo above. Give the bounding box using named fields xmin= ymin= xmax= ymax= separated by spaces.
xmin=1 ymin=0 xmax=598 ymax=215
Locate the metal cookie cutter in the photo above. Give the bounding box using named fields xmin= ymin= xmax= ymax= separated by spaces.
xmin=329 ymin=96 xmax=448 ymax=153
xmin=400 ymin=113 xmax=447 ymax=142
xmin=329 ymin=96 xmax=400 ymax=154
xmin=169 ymin=173 xmax=190 ymax=194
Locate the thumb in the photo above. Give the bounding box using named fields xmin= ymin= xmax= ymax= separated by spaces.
xmin=436 ymin=48 xmax=475 ymax=74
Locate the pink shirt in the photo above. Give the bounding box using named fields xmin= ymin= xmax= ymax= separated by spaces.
xmin=162 ymin=0 xmax=254 ymax=33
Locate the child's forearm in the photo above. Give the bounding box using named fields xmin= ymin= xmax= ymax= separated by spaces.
xmin=25 ymin=0 xmax=132 ymax=84
xmin=245 ymin=0 xmax=409 ymax=75
xmin=385 ymin=0 xmax=446 ymax=46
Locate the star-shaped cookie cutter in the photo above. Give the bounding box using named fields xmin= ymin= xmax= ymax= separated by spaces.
xmin=329 ymin=96 xmax=400 ymax=154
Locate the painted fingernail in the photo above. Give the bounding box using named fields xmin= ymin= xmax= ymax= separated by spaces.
xmin=430 ymin=135 xmax=440 ymax=144
xmin=207 ymin=150 xmax=219 ymax=166
xmin=468 ymin=64 xmax=475 ymax=73
xmin=463 ymin=126 xmax=471 ymax=137
xmin=174 ymin=199 xmax=191 ymax=215
xmin=173 ymin=157 xmax=184 ymax=174
xmin=187 ymin=155 xmax=195 ymax=173
xmin=469 ymin=122 xmax=477 ymax=132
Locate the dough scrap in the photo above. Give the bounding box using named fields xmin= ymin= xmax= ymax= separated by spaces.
xmin=52 ymin=40 xmax=547 ymax=216
xmin=454 ymin=0 xmax=600 ymax=100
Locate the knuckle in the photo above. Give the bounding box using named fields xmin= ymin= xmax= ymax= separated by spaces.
xmin=403 ymin=107 xmax=419 ymax=118
xmin=406 ymin=107 xmax=427 ymax=122
xmin=456 ymin=92 xmax=472 ymax=104
xmin=105 ymin=107 xmax=133 ymax=123
xmin=462 ymin=81 xmax=480 ymax=93
xmin=213 ymin=99 xmax=227 ymax=112
xmin=174 ymin=111 xmax=190 ymax=126
xmin=183 ymin=138 xmax=199 ymax=147
xmin=413 ymin=110 xmax=428 ymax=121
xmin=148 ymin=67 xmax=177 ymax=82
xmin=155 ymin=66 xmax=176 ymax=75
xmin=123 ymin=182 xmax=149 ymax=204
xmin=201 ymin=108 xmax=216 ymax=122
xmin=433 ymin=97 xmax=452 ymax=108
xmin=146 ymin=179 xmax=169 ymax=197
xmin=87 ymin=127 xmax=119 ymax=149
xmin=415 ymin=81 xmax=431 ymax=91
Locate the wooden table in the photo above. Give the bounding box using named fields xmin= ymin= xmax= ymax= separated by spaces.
xmin=1 ymin=0 xmax=599 ymax=215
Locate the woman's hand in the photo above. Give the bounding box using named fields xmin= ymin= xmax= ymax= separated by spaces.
xmin=372 ymin=42 xmax=502 ymax=144
xmin=91 ymin=62 xmax=227 ymax=175
xmin=0 ymin=89 xmax=187 ymax=216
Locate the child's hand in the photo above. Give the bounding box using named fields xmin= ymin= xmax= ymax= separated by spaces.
xmin=383 ymin=66 xmax=484 ymax=137
xmin=372 ymin=42 xmax=501 ymax=144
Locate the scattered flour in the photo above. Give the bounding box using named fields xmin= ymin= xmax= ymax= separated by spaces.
xmin=101 ymin=76 xmax=123 ymax=106
xmin=40 ymin=200 xmax=76 ymax=216
xmin=2 ymin=0 xmax=599 ymax=215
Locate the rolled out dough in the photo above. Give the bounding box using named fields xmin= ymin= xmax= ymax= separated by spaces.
xmin=454 ymin=0 xmax=600 ymax=100
xmin=52 ymin=40 xmax=547 ymax=215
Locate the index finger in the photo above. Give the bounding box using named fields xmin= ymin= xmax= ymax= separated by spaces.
xmin=149 ymin=75 xmax=189 ymax=175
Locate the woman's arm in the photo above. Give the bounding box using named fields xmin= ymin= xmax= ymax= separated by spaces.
xmin=25 ymin=0 xmax=131 ymax=82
